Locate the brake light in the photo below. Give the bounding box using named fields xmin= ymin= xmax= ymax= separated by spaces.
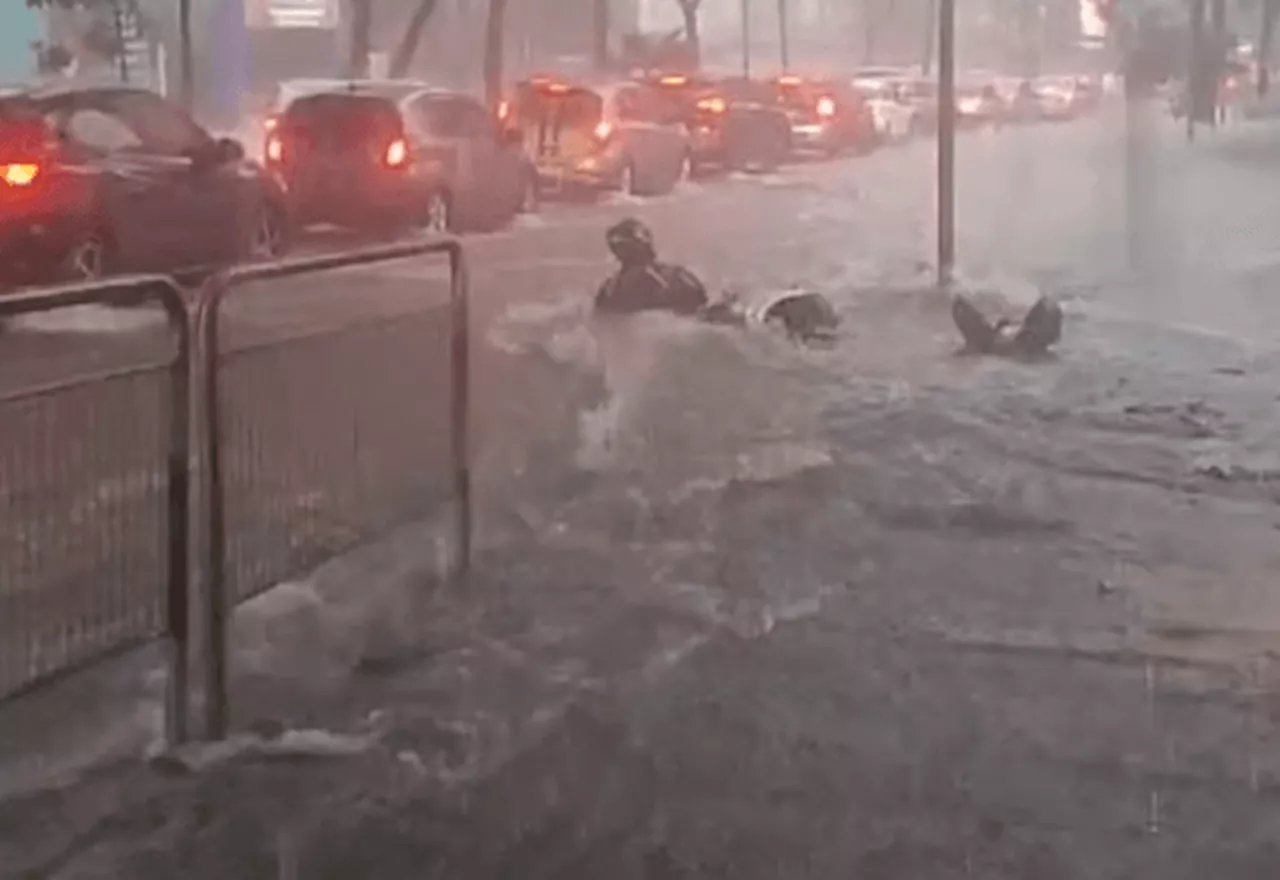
xmin=816 ymin=96 xmax=837 ymax=118
xmin=265 ymin=135 xmax=283 ymax=163
xmin=696 ymin=96 xmax=726 ymax=114
xmin=264 ymin=115 xmax=278 ymax=132
xmin=2 ymin=162 xmax=40 ymax=186
xmin=659 ymin=74 xmax=688 ymax=86
xmin=778 ymin=74 xmax=803 ymax=87
xmin=593 ymin=120 xmax=613 ymax=141
xmin=497 ymin=100 xmax=510 ymax=121
xmin=385 ymin=137 xmax=409 ymax=167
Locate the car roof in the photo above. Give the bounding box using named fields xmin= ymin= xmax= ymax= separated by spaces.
xmin=8 ymin=83 xmax=161 ymax=105
xmin=276 ymin=78 xmax=447 ymax=107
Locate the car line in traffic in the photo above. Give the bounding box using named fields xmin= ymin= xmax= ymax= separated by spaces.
xmin=1 ymin=69 xmax=1106 ymax=294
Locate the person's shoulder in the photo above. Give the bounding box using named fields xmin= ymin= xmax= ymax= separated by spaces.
xmin=654 ymin=262 xmax=705 ymax=288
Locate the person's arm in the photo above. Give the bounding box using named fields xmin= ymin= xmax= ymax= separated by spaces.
xmin=594 ymin=275 xmax=618 ymax=311
xmin=659 ymin=264 xmax=709 ymax=314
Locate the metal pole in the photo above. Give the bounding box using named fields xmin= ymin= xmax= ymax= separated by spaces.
xmin=448 ymin=245 xmax=472 ymax=581
xmin=1189 ymin=0 xmax=1205 ymax=141
xmin=199 ymin=288 xmax=229 ymax=741
xmin=777 ymin=0 xmax=789 ymax=71
xmin=178 ymin=0 xmax=194 ymax=111
xmin=741 ymin=0 xmax=751 ymax=77
xmin=936 ymin=0 xmax=955 ymax=289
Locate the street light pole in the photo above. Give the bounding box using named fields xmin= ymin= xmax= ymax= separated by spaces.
xmin=741 ymin=0 xmax=752 ymax=76
xmin=778 ymin=0 xmax=790 ymax=71
xmin=936 ymin=0 xmax=955 ymax=289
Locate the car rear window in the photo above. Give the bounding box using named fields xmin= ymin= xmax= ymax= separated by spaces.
xmin=282 ymin=93 xmax=403 ymax=145
xmin=516 ymin=87 xmax=602 ymax=130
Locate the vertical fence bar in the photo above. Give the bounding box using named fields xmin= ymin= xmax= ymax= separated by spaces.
xmin=936 ymin=0 xmax=956 ymax=289
xmin=199 ymin=284 xmax=230 ymax=741
xmin=164 ymin=286 xmax=193 ymax=746
xmin=448 ymin=242 xmax=472 ymax=581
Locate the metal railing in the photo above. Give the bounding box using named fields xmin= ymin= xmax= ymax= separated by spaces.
xmin=0 ymin=275 xmax=192 ymax=744
xmin=195 ymin=239 xmax=470 ymax=739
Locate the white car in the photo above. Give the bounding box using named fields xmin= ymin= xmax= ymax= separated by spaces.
xmin=852 ymin=79 xmax=921 ymax=141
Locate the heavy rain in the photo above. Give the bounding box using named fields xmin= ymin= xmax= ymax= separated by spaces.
xmin=3 ymin=0 xmax=1280 ymax=877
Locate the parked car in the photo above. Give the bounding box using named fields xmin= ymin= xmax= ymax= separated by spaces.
xmin=955 ymin=82 xmax=1006 ymax=127
xmin=852 ymin=78 xmax=924 ymax=141
xmin=1007 ymin=79 xmax=1044 ymax=121
xmin=641 ymin=71 xmax=791 ymax=174
xmin=0 ymin=84 xmax=286 ymax=291
xmin=265 ymin=81 xmax=537 ymax=234
xmin=886 ymin=77 xmax=939 ymax=133
xmin=507 ymin=75 xmax=691 ymax=197
xmin=1036 ymin=76 xmax=1099 ymax=120
xmin=768 ymin=74 xmax=878 ymax=155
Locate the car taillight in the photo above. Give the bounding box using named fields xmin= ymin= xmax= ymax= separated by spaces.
xmin=1 ymin=163 xmax=39 ymax=186
xmin=265 ymin=135 xmax=284 ymax=163
xmin=816 ymin=96 xmax=836 ymax=118
xmin=264 ymin=115 xmax=278 ymax=132
xmin=593 ymin=120 xmax=613 ymax=142
xmin=385 ymin=137 xmax=409 ymax=167
xmin=696 ymin=96 xmax=726 ymax=114
xmin=497 ymin=100 xmax=510 ymax=121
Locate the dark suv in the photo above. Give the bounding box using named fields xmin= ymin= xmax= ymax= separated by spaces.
xmin=1 ymin=85 xmax=286 ymax=291
xmin=265 ymin=81 xmax=537 ymax=234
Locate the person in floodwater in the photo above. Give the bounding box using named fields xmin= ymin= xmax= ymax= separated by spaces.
xmin=951 ymin=292 xmax=1063 ymax=358
xmin=595 ymin=217 xmax=840 ymax=344
xmin=594 ymin=218 xmax=710 ymax=316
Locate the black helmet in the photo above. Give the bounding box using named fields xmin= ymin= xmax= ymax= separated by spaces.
xmin=605 ymin=217 xmax=656 ymax=267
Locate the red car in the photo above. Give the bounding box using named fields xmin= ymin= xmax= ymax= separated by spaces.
xmin=2 ymin=85 xmax=286 ymax=291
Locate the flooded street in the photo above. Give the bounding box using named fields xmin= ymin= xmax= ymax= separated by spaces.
xmin=7 ymin=109 xmax=1280 ymax=878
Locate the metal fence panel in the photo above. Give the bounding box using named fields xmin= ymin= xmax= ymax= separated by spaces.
xmin=199 ymin=239 xmax=469 ymax=738
xmin=0 ymin=277 xmax=191 ymax=744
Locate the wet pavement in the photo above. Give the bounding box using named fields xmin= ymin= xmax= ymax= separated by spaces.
xmin=5 ymin=103 xmax=1280 ymax=878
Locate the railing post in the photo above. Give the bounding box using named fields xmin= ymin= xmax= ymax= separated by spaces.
xmin=163 ymin=280 xmax=193 ymax=746
xmin=448 ymin=242 xmax=473 ymax=582
xmin=197 ymin=278 xmax=231 ymax=741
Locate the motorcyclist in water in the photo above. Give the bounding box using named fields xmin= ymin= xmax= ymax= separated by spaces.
xmin=594 ymin=218 xmax=710 ymax=316
xmin=951 ymin=292 xmax=1063 ymax=358
xmin=595 ymin=217 xmax=840 ymax=344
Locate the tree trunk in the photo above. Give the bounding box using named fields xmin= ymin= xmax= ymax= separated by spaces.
xmin=389 ymin=0 xmax=439 ymax=79
xmin=680 ymin=2 xmax=700 ymax=67
xmin=593 ymin=0 xmax=611 ymax=71
xmin=346 ymin=0 xmax=373 ymax=79
xmin=484 ymin=0 xmax=509 ymax=109
xmin=920 ymin=0 xmax=936 ymax=75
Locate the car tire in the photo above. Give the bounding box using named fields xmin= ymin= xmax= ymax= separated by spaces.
xmin=619 ymin=161 xmax=640 ymax=196
xmin=422 ymin=190 xmax=454 ymax=233
xmin=58 ymin=229 xmax=112 ymax=284
xmin=242 ymin=202 xmax=288 ymax=262
xmin=517 ymin=171 xmax=540 ymax=215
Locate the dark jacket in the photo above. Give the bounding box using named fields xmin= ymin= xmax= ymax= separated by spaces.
xmin=594 ymin=263 xmax=710 ymax=316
